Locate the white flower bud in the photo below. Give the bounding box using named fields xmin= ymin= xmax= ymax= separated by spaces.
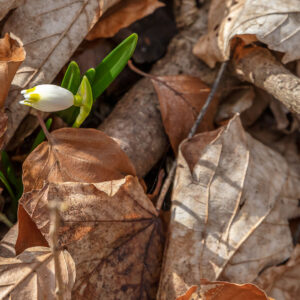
xmin=20 ymin=84 xmax=74 ymax=112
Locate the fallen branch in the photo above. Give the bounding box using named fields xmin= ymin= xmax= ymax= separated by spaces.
xmin=233 ymin=47 xmax=300 ymax=115
xmin=99 ymin=1 xmax=237 ymax=177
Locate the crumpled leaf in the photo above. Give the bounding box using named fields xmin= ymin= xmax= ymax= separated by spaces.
xmin=177 ymin=280 xmax=269 ymax=300
xmin=254 ymin=244 xmax=300 ymax=300
xmin=215 ymin=87 xmax=255 ymax=124
xmin=0 ymin=246 xmax=75 ymax=300
xmin=152 ymin=75 xmax=218 ymax=154
xmin=20 ymin=176 xmax=163 ymax=299
xmin=0 ymin=224 xmax=17 ymax=258
xmin=193 ymin=0 xmax=300 ymax=67
xmin=1 ymin=0 xmax=122 ymax=145
xmin=0 ymin=0 xmax=23 ymax=21
xmin=0 ymin=33 xmax=25 ymax=108
xmin=16 ymin=127 xmax=136 ymax=254
xmin=157 ymin=115 xmax=300 ymax=299
xmin=86 ymin=0 xmax=164 ymax=40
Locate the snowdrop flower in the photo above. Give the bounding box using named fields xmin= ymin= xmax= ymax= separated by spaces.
xmin=20 ymin=84 xmax=74 ymax=112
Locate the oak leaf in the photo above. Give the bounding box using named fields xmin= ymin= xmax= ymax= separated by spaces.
xmin=152 ymin=75 xmax=218 ymax=154
xmin=0 ymin=246 xmax=75 ymax=300
xmin=157 ymin=115 xmax=300 ymax=299
xmin=193 ymin=0 xmax=300 ymax=67
xmin=20 ymin=176 xmax=163 ymax=299
xmin=86 ymin=0 xmax=164 ymax=40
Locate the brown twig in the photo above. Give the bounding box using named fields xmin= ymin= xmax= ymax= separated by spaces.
xmin=49 ymin=200 xmax=64 ymax=300
xmin=233 ymin=47 xmax=300 ymax=114
xmin=156 ymin=61 xmax=228 ymax=211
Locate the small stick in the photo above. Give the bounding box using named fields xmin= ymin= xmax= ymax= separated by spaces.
xmin=156 ymin=61 xmax=228 ymax=211
xmin=49 ymin=200 xmax=64 ymax=300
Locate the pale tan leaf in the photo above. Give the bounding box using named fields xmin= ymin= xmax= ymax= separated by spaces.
xmin=1 ymin=0 xmax=121 ymax=145
xmin=0 ymin=224 xmax=17 ymax=258
xmin=0 ymin=246 xmax=75 ymax=300
xmin=254 ymin=244 xmax=300 ymax=300
xmin=193 ymin=0 xmax=300 ymax=67
xmin=16 ymin=127 xmax=136 ymax=254
xmin=157 ymin=115 xmax=300 ymax=299
xmin=86 ymin=0 xmax=164 ymax=40
xmin=0 ymin=0 xmax=23 ymax=21
xmin=0 ymin=33 xmax=25 ymax=108
xmin=20 ymin=176 xmax=163 ymax=299
xmin=177 ymin=280 xmax=269 ymax=300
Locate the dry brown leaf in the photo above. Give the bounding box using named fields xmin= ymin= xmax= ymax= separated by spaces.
xmin=0 ymin=111 xmax=8 ymax=150
xmin=1 ymin=0 xmax=121 ymax=145
xmin=216 ymin=87 xmax=255 ymax=124
xmin=0 ymin=224 xmax=17 ymax=258
xmin=0 ymin=0 xmax=23 ymax=21
xmin=20 ymin=176 xmax=163 ymax=299
xmin=22 ymin=128 xmax=136 ymax=193
xmin=254 ymin=244 xmax=300 ymax=300
xmin=86 ymin=0 xmax=164 ymax=40
xmin=0 ymin=246 xmax=75 ymax=299
xmin=152 ymin=75 xmax=218 ymax=154
xmin=193 ymin=0 xmax=300 ymax=67
xmin=157 ymin=115 xmax=300 ymax=299
xmin=16 ymin=127 xmax=136 ymax=254
xmin=177 ymin=280 xmax=269 ymax=300
xmin=0 ymin=33 xmax=25 ymax=108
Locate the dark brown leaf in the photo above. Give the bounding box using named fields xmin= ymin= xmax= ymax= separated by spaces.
xmin=16 ymin=128 xmax=136 ymax=254
xmin=152 ymin=75 xmax=218 ymax=154
xmin=20 ymin=176 xmax=163 ymax=299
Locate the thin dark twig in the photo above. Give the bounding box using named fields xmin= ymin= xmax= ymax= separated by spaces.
xmin=156 ymin=61 xmax=228 ymax=211
xmin=128 ymin=60 xmax=208 ymax=117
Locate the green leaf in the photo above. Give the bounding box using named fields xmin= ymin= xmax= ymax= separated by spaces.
xmin=92 ymin=33 xmax=138 ymax=99
xmin=72 ymin=76 xmax=93 ymax=128
xmin=0 ymin=171 xmax=17 ymax=203
xmin=31 ymin=118 xmax=53 ymax=152
xmin=1 ymin=151 xmax=21 ymax=195
xmin=61 ymin=61 xmax=81 ymax=94
xmin=58 ymin=61 xmax=81 ymax=124
xmin=84 ymin=68 xmax=96 ymax=86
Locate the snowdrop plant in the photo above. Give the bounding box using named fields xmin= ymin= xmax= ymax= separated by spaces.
xmin=19 ymin=33 xmax=138 ymax=128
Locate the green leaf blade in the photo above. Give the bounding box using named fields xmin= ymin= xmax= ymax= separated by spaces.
xmin=92 ymin=33 xmax=138 ymax=99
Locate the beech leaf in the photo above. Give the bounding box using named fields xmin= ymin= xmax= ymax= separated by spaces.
xmin=152 ymin=75 xmax=218 ymax=154
xmin=0 ymin=33 xmax=25 ymax=108
xmin=0 ymin=246 xmax=75 ymax=300
xmin=86 ymin=0 xmax=164 ymax=40
xmin=20 ymin=176 xmax=164 ymax=299
xmin=16 ymin=127 xmax=136 ymax=254
xmin=177 ymin=280 xmax=269 ymax=300
xmin=255 ymin=244 xmax=300 ymax=300
xmin=193 ymin=0 xmax=300 ymax=67
xmin=158 ymin=115 xmax=300 ymax=299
